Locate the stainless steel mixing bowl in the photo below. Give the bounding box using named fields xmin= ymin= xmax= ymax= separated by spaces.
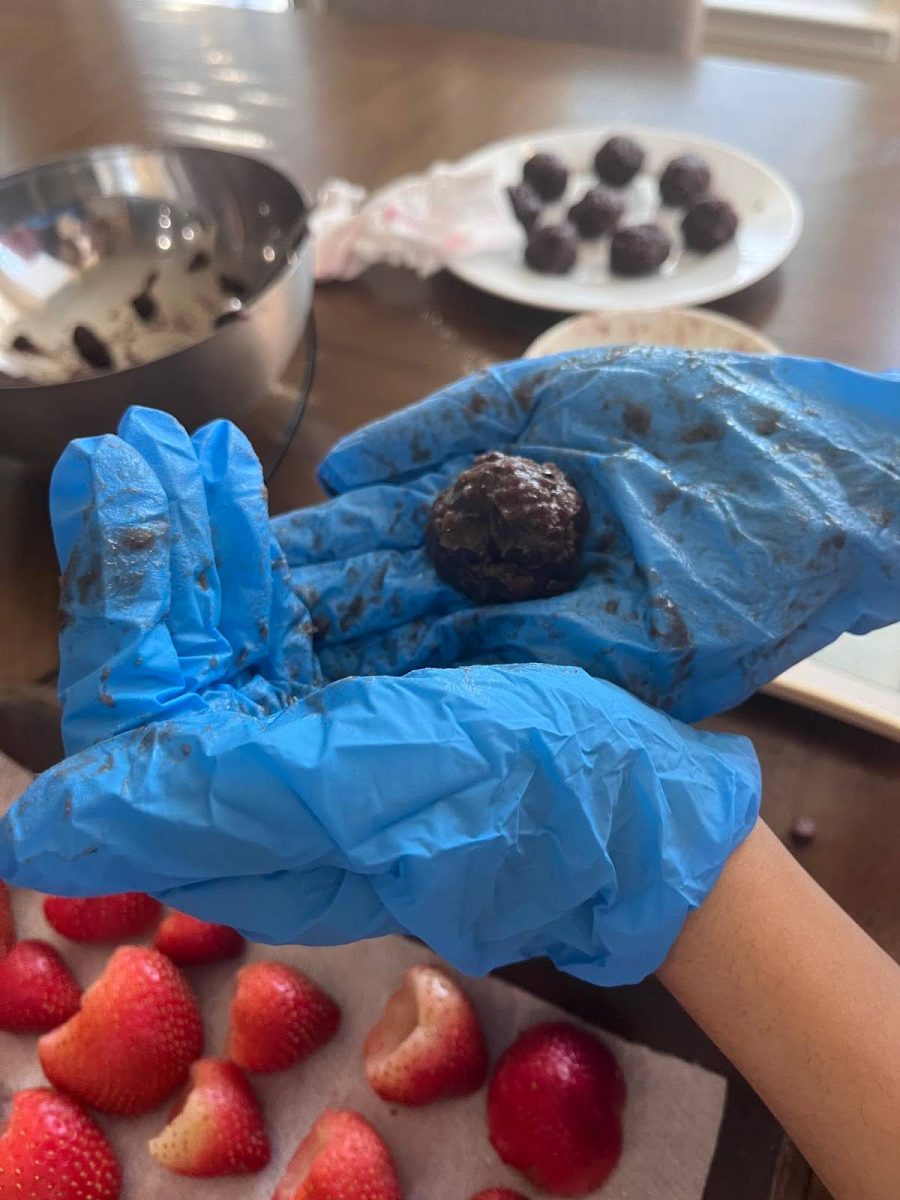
xmin=0 ymin=144 xmax=313 ymax=466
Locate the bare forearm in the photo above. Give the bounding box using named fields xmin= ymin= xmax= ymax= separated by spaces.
xmin=659 ymin=821 xmax=900 ymax=1200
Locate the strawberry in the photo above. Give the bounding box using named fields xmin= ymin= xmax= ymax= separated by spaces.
xmin=43 ymin=892 xmax=161 ymax=942
xmin=487 ymin=1022 xmax=626 ymax=1197
xmin=0 ymin=940 xmax=82 ymax=1033
xmin=470 ymin=1191 xmax=528 ymax=1200
xmin=154 ymin=911 xmax=245 ymax=966
xmin=149 ymin=1058 xmax=269 ymax=1177
xmin=0 ymin=1087 xmax=122 ymax=1200
xmin=39 ymin=946 xmax=203 ymax=1116
xmin=226 ymin=961 xmax=340 ymax=1074
xmin=273 ymin=1109 xmax=402 ymax=1200
xmin=364 ymin=963 xmax=487 ymax=1105
xmin=0 ymin=881 xmax=14 ymax=956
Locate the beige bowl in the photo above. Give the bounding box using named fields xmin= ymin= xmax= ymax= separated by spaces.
xmin=524 ymin=307 xmax=779 ymax=359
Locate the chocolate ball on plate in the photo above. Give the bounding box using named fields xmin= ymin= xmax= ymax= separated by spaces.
xmin=567 ymin=187 xmax=625 ymax=240
xmin=522 ymin=152 xmax=569 ymax=202
xmin=594 ymin=136 xmax=645 ymax=187
xmin=426 ymin=451 xmax=589 ymax=604
xmin=524 ymin=224 xmax=578 ymax=275
xmin=682 ymin=195 xmax=739 ymax=252
xmin=609 ymin=224 xmax=672 ymax=276
xmin=659 ymin=154 xmax=712 ymax=207
xmin=506 ymin=183 xmax=543 ymax=231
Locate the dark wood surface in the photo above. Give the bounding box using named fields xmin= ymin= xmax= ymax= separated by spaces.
xmin=1 ymin=6 xmax=899 ymax=1198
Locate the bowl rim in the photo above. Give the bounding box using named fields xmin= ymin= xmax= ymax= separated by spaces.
xmin=0 ymin=142 xmax=312 ymax=395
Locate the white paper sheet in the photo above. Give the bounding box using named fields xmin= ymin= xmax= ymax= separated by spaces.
xmin=2 ymin=886 xmax=726 ymax=1200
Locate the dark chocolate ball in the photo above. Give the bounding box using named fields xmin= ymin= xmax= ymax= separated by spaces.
xmin=682 ymin=195 xmax=739 ymax=252
xmin=426 ymin=452 xmax=589 ymax=604
xmin=609 ymin=224 xmax=671 ymax=276
xmin=567 ymin=187 xmax=625 ymax=240
xmin=659 ymin=154 xmax=712 ymax=207
xmin=506 ymin=183 xmax=543 ymax=231
xmin=594 ymin=136 xmax=645 ymax=187
xmin=522 ymin=152 xmax=569 ymax=202
xmin=524 ymin=224 xmax=578 ymax=275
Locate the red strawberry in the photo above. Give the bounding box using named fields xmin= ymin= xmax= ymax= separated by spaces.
xmin=154 ymin=911 xmax=245 ymax=966
xmin=0 ymin=940 xmax=82 ymax=1032
xmin=0 ymin=881 xmax=14 ymax=956
xmin=39 ymin=945 xmax=203 ymax=1116
xmin=0 ymin=1087 xmax=122 ymax=1200
xmin=149 ymin=1058 xmax=270 ymax=1177
xmin=226 ymin=961 xmax=340 ymax=1074
xmin=43 ymin=892 xmax=161 ymax=942
xmin=273 ymin=1109 xmax=402 ymax=1200
xmin=364 ymin=963 xmax=487 ymax=1105
xmin=471 ymin=1191 xmax=528 ymax=1200
xmin=487 ymin=1022 xmax=626 ymax=1197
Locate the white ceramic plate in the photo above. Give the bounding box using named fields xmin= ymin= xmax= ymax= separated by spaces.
xmin=521 ymin=305 xmax=900 ymax=741
xmin=448 ymin=126 xmax=803 ymax=312
xmin=524 ymin=306 xmax=780 ymax=358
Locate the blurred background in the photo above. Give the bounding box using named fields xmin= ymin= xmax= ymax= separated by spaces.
xmin=176 ymin=0 xmax=900 ymax=66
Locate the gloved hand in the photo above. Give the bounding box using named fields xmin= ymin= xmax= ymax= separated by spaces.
xmin=0 ymin=407 xmax=759 ymax=986
xmin=276 ymin=347 xmax=900 ymax=721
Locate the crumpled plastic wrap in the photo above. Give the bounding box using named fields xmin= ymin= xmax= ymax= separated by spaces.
xmin=310 ymin=161 xmax=518 ymax=279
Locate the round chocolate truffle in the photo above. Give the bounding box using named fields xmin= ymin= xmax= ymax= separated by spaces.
xmin=682 ymin=195 xmax=739 ymax=252
xmin=567 ymin=186 xmax=625 ymax=240
xmin=522 ymin=152 xmax=569 ymax=202
xmin=506 ymin=183 xmax=543 ymax=232
xmin=426 ymin=452 xmax=589 ymax=604
xmin=609 ymin=224 xmax=671 ymax=276
xmin=594 ymin=136 xmax=645 ymax=187
xmin=524 ymin=224 xmax=578 ymax=275
xmin=659 ymin=154 xmax=712 ymax=207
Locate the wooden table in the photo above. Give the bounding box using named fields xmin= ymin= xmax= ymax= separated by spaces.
xmin=1 ymin=6 xmax=898 ymax=1198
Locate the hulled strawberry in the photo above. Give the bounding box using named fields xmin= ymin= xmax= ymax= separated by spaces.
xmin=273 ymin=1109 xmax=402 ymax=1200
xmin=364 ymin=964 xmax=487 ymax=1105
xmin=487 ymin=1021 xmax=626 ymax=1197
xmin=149 ymin=1058 xmax=269 ymax=1177
xmin=43 ymin=893 xmax=161 ymax=942
xmin=0 ymin=1088 xmax=122 ymax=1200
xmin=39 ymin=946 xmax=203 ymax=1115
xmin=0 ymin=940 xmax=82 ymax=1033
xmin=227 ymin=961 xmax=340 ymax=1074
xmin=153 ymin=911 xmax=245 ymax=966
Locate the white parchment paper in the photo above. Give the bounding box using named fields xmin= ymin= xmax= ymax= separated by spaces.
xmin=2 ymin=887 xmax=726 ymax=1200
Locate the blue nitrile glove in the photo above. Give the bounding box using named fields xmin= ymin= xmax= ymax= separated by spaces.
xmin=0 ymin=407 xmax=759 ymax=986
xmin=275 ymin=348 xmax=900 ymax=721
